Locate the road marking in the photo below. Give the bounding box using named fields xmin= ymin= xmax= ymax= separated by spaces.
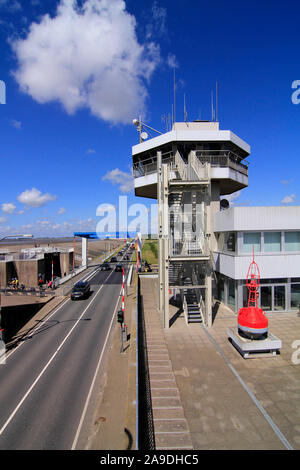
xmin=0 ymin=267 xmax=117 ymax=438
xmin=71 ymin=285 xmax=122 ymax=450
xmin=3 ymin=265 xmax=108 ymax=362
xmin=4 ymin=298 xmax=70 ymax=362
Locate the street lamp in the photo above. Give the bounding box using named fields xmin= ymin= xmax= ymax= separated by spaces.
xmin=0 ymin=234 xmax=34 ymax=241
xmin=132 ymin=117 xmax=163 ymax=143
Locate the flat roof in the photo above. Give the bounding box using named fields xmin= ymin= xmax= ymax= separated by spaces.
xmin=132 ymin=122 xmax=251 ymax=157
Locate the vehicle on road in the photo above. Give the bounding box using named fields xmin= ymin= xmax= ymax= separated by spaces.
xmin=142 ymin=261 xmax=152 ymax=272
xmin=110 ymin=256 xmax=117 ymax=263
xmin=100 ymin=262 xmax=110 ymax=271
xmin=71 ymin=281 xmax=90 ymax=300
xmin=115 ymin=264 xmax=123 ymax=272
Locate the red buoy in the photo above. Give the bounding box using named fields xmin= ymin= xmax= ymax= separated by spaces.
xmin=238 ymin=247 xmax=268 ymax=340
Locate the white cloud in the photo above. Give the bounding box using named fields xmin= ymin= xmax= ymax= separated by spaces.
xmin=167 ymin=53 xmax=179 ymax=69
xmin=86 ymin=148 xmax=96 ymax=155
xmin=2 ymin=202 xmax=16 ymax=214
xmin=10 ymin=119 xmax=22 ymax=129
xmin=17 ymin=210 xmax=24 ymax=214
xmin=281 ymin=194 xmax=296 ymax=204
xmin=12 ymin=0 xmax=160 ymax=124
xmin=96 ymin=203 xmax=116 ymax=216
xmin=102 ymin=168 xmax=134 ymax=193
xmin=146 ymin=1 xmax=167 ymax=39
xmin=17 ymin=188 xmax=57 ymax=207
xmin=36 ymin=219 xmax=51 ymax=225
xmin=0 ymin=0 xmax=21 ymax=12
xmin=57 ymin=207 xmax=66 ymax=214
xmin=0 ymin=216 xmax=7 ymax=223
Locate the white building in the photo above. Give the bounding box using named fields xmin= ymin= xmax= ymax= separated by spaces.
xmin=214 ymin=206 xmax=300 ymax=313
xmin=132 ymin=119 xmax=300 ymax=327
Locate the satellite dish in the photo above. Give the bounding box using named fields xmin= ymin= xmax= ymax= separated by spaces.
xmin=140 ymin=131 xmax=148 ymax=141
xmin=220 ymin=199 xmax=229 ymax=210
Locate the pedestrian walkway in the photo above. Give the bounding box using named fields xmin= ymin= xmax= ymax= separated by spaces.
xmin=140 ymin=277 xmax=300 ymax=450
xmin=142 ymin=278 xmax=193 ymax=450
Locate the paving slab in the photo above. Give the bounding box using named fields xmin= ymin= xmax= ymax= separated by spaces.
xmin=140 ymin=277 xmax=300 ymax=451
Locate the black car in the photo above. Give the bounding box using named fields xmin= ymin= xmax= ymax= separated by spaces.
xmin=143 ymin=262 xmax=152 ymax=272
xmin=110 ymin=256 xmax=118 ymax=263
xmin=115 ymin=264 xmax=123 ymax=272
xmin=100 ymin=262 xmax=110 ymax=271
xmin=71 ymin=281 xmax=90 ymax=300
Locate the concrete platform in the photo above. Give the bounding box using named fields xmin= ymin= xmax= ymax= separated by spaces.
xmin=139 ymin=277 xmax=300 ymax=450
xmin=227 ymin=327 xmax=282 ymax=359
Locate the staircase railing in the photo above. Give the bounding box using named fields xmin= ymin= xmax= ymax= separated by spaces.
xmin=174 ymin=151 xmax=187 ymax=180
xmin=183 ymin=295 xmax=188 ymax=325
xmin=189 ymin=151 xmax=209 ymax=180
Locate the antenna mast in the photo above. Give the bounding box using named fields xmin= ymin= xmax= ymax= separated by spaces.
xmin=216 ymin=81 xmax=218 ymax=122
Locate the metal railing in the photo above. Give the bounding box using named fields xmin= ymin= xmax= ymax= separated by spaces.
xmin=133 ymin=149 xmax=248 ymax=179
xmin=169 ymin=235 xmax=209 ymax=257
xmin=195 ymin=150 xmax=249 ymax=176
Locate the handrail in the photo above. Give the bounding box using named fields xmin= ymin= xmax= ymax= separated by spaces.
xmin=174 ymin=150 xmax=187 ymax=180
xmin=183 ymin=295 xmax=188 ymax=325
xmin=133 ymin=149 xmax=248 ymax=179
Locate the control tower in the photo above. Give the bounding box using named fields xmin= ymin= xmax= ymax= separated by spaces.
xmin=132 ymin=120 xmax=250 ymax=328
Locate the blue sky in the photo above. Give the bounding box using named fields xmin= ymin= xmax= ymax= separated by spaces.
xmin=0 ymin=0 xmax=299 ymax=237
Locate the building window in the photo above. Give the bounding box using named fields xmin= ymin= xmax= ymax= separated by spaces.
xmin=291 ymin=284 xmax=300 ymax=310
xmin=228 ymin=279 xmax=235 ymax=307
xmin=274 ymin=286 xmax=286 ymax=311
xmin=224 ymin=232 xmax=236 ymax=252
xmin=284 ymin=232 xmax=300 ymax=251
xmin=260 ymin=286 xmax=272 ymax=311
xmin=264 ymin=232 xmax=281 ymax=252
xmin=218 ymin=276 xmax=225 ymax=302
xmin=242 ymin=232 xmax=261 ymax=253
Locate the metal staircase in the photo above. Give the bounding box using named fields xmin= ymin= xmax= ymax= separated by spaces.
xmin=183 ymin=277 xmax=203 ymax=324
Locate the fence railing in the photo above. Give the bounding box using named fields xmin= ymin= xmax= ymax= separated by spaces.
xmin=133 ymin=149 xmax=248 ymax=180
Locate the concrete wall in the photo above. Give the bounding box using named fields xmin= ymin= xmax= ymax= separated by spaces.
xmin=0 ymin=262 xmax=6 ymax=287
xmin=15 ymin=260 xmax=38 ymax=287
xmin=60 ymin=252 xmax=71 ymax=276
xmin=214 ymin=206 xmax=300 ymax=232
xmin=214 ymin=252 xmax=300 ymax=280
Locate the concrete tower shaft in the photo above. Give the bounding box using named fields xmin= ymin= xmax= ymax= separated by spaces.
xmin=132 ymin=121 xmax=250 ymax=328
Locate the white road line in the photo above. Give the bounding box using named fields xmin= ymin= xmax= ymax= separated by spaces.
xmin=3 ymin=265 xmax=106 ymax=362
xmin=0 ymin=267 xmax=116 ymax=438
xmin=4 ymin=298 xmax=70 ymax=362
xmin=71 ymin=285 xmax=122 ymax=450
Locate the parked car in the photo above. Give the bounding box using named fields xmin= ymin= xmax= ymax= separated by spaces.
xmin=71 ymin=281 xmax=90 ymax=300
xmin=115 ymin=264 xmax=123 ymax=272
xmin=100 ymin=262 xmax=110 ymax=271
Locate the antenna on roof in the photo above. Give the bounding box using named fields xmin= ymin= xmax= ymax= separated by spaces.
xmin=184 ymin=93 xmax=188 ymax=122
xmin=211 ymin=90 xmax=215 ymax=121
xmin=173 ymin=67 xmax=176 ymax=124
xmin=216 ymin=81 xmax=218 ymax=122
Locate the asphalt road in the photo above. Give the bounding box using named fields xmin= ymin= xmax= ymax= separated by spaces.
xmin=0 ymin=252 xmax=131 ymax=450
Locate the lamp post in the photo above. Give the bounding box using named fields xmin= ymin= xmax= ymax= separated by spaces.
xmin=0 ymin=234 xmax=34 ymax=334
xmin=132 ymin=117 xmax=162 ymax=143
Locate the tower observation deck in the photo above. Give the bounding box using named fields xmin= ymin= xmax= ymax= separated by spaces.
xmin=132 ymin=120 xmax=250 ymax=328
